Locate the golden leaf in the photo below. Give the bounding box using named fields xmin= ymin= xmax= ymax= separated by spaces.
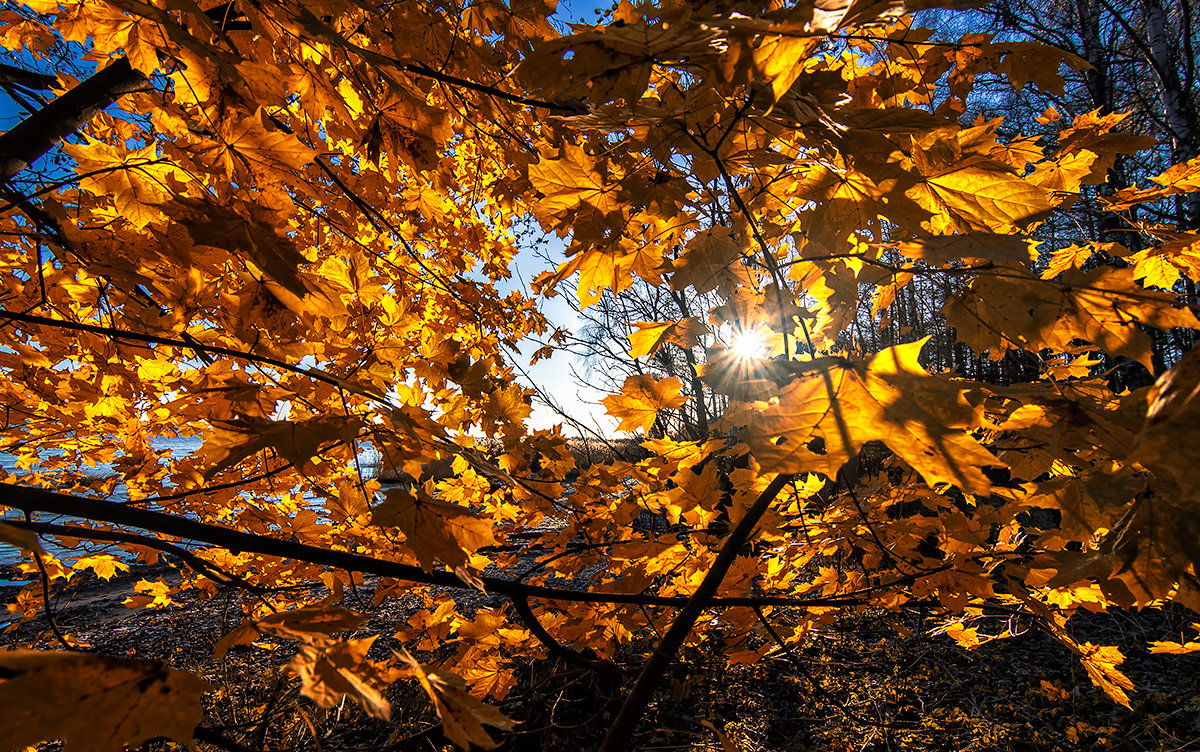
xmin=627 ymin=317 xmax=708 ymax=359
xmin=888 ymin=233 xmax=1036 ymax=265
xmin=362 ymin=89 xmax=452 ymax=173
xmin=752 ymin=34 xmax=820 ymax=103
xmin=289 ymin=636 xmax=391 ymax=720
xmin=62 ymin=140 xmax=184 ymax=228
xmin=71 ymin=554 xmax=129 ymax=581
xmin=1105 ymin=155 xmax=1200 ymax=210
xmin=1077 ymin=642 xmax=1134 ymax=708
xmin=399 ymin=650 xmax=517 ymax=750
xmin=908 ymin=155 xmax=1054 ymax=234
xmin=670 ymin=227 xmax=749 ymax=295
xmin=123 ymin=578 xmax=177 ymax=609
xmin=945 ymin=266 xmax=1197 ymax=370
xmin=164 ymin=197 xmax=312 ymax=302
xmin=528 ymin=142 xmax=618 ymax=217
xmin=214 ymin=604 xmax=366 ymax=658
xmin=371 ymin=488 xmax=495 ymax=571
xmin=197 ymin=415 xmax=364 ymax=478
xmin=1040 ymin=243 xmax=1113 ymax=279
xmin=745 ymin=339 xmax=998 ymax=492
xmin=0 ymin=650 xmax=209 ymax=752
xmin=602 ymin=374 xmax=688 ymax=433
xmin=205 ymin=108 xmax=317 ymax=179
xmin=1149 ymin=640 xmax=1200 ymax=654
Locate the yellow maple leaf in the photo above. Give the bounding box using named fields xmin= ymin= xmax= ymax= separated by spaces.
xmin=528 ymin=142 xmax=618 ymax=217
xmin=752 ymin=33 xmax=821 ymax=103
xmin=398 ymin=650 xmax=517 ymax=750
xmin=1040 ymin=242 xmax=1114 ymax=279
xmin=627 ymin=318 xmax=708 ymax=359
xmin=1106 ymin=155 xmax=1200 ymax=210
xmin=164 ymin=197 xmax=313 ymax=301
xmin=908 ymin=154 xmax=1054 ymax=234
xmin=1077 ymin=642 xmax=1134 ymax=708
xmin=62 ymin=140 xmax=186 ymax=228
xmin=946 ymin=265 xmax=1197 ymax=369
xmin=745 ymin=339 xmax=998 ymax=492
xmin=214 ymin=604 xmax=366 ymax=658
xmin=371 ymin=488 xmax=495 ymax=571
xmin=670 ymin=227 xmax=749 ymax=294
xmin=1130 ymin=247 xmax=1184 ymax=289
xmin=1148 ymin=640 xmax=1200 ymax=654
xmin=362 ymin=89 xmax=452 ymax=173
xmin=1149 ymin=625 xmax=1200 ymax=654
xmin=123 ymin=578 xmax=177 ymax=609
xmin=196 ymin=415 xmax=364 ymax=478
xmin=289 ymin=636 xmax=391 ymax=720
xmin=602 ymin=374 xmax=688 ymax=433
xmin=889 ymin=233 xmax=1037 ymax=265
xmin=71 ymin=554 xmax=129 ymax=581
xmin=205 ymin=108 xmax=317 ymax=179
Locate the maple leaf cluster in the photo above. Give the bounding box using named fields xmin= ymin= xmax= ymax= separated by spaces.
xmin=0 ymin=0 xmax=1198 ymax=748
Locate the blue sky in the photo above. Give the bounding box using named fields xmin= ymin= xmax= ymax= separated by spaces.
xmin=556 ymin=0 xmax=611 ymax=25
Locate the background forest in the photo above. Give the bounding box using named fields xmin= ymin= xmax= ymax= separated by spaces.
xmin=2 ymin=0 xmax=1200 ymax=750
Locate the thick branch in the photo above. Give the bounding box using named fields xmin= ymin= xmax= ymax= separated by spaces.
xmin=0 ymin=481 xmax=860 ymax=609
xmin=0 ymin=63 xmax=56 ymax=91
xmin=0 ymin=58 xmax=149 ymax=181
xmin=598 ymin=473 xmax=793 ymax=752
xmin=6 ymin=520 xmax=267 ymax=593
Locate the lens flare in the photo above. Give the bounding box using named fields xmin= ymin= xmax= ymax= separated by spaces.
xmin=730 ymin=328 xmax=770 ymax=361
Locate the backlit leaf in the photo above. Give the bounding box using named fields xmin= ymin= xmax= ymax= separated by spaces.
xmin=602 ymin=374 xmax=688 ymax=433
xmin=290 ymin=636 xmax=392 ymax=720
xmin=371 ymin=488 xmax=495 ymax=571
xmin=627 ymin=318 xmax=708 ymax=359
xmin=745 ymin=340 xmax=998 ymax=492
xmin=399 ymin=650 xmax=517 ymax=750
xmin=0 ymin=650 xmax=209 ymax=752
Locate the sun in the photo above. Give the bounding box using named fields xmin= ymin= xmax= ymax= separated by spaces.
xmin=729 ymin=327 xmax=770 ymax=361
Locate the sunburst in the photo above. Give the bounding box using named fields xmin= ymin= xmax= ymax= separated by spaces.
xmin=729 ymin=327 xmax=770 ymax=362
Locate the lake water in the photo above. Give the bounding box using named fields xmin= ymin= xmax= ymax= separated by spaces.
xmin=0 ymin=437 xmax=381 ymax=578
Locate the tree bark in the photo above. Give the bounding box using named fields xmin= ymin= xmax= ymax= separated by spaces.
xmin=1143 ymin=0 xmax=1200 ymax=229
xmin=0 ymin=62 xmax=56 ymax=90
xmin=0 ymin=57 xmax=148 ymax=182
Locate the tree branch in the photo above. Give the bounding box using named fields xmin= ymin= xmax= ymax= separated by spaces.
xmin=5 ymin=520 xmax=268 ymax=594
xmin=0 ymin=62 xmax=56 ymax=91
xmin=0 ymin=481 xmax=868 ymax=609
xmin=0 ymin=57 xmax=149 ymax=182
xmin=598 ymin=473 xmax=793 ymax=752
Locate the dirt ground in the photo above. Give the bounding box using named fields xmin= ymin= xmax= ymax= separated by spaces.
xmin=4 ymin=561 xmax=1200 ymax=752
